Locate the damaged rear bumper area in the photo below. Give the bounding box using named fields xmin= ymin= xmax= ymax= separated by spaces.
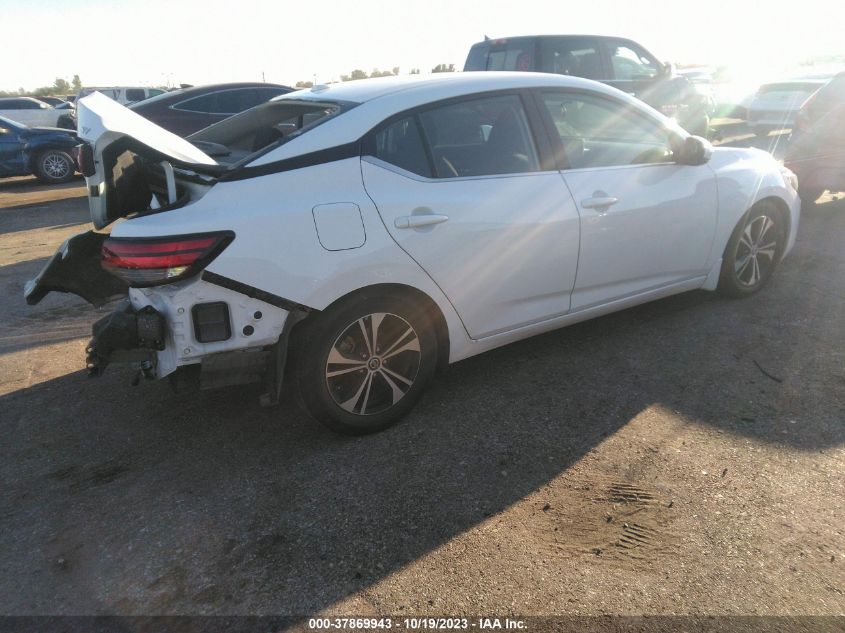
xmin=25 ymin=231 xmax=128 ymax=307
xmin=86 ymin=301 xmax=166 ymax=377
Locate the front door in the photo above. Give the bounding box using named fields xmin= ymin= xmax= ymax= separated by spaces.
xmin=536 ymin=90 xmax=718 ymax=311
xmin=362 ymin=93 xmax=581 ymax=339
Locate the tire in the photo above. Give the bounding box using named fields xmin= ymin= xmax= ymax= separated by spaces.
xmin=34 ymin=150 xmax=75 ymax=184
xmin=717 ymin=201 xmax=786 ymax=298
xmin=798 ymin=186 xmax=824 ymax=206
xmin=294 ymin=291 xmax=438 ymax=435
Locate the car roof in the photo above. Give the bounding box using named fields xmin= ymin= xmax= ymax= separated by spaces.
xmin=470 ymin=34 xmax=641 ymax=45
xmin=278 ymin=71 xmax=614 ymax=105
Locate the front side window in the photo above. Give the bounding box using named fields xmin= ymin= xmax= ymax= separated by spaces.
xmin=542 ymin=92 xmax=674 ymax=168
xmin=539 ymin=38 xmax=603 ymax=79
xmin=609 ymin=43 xmax=660 ymax=81
xmin=417 ymin=94 xmax=540 ymax=178
xmin=374 ymin=116 xmax=432 ymax=177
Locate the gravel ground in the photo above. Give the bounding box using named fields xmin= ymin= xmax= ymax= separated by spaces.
xmin=1 ymin=140 xmax=843 ymax=619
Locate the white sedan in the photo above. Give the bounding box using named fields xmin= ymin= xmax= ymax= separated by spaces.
xmin=27 ymin=73 xmax=800 ymax=434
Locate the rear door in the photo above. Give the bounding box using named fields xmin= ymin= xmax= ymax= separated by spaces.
xmin=362 ymin=92 xmax=581 ymax=339
xmin=536 ymin=89 xmax=718 ymax=310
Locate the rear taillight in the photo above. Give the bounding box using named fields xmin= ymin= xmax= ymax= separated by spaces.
xmin=101 ymin=231 xmax=234 ymax=287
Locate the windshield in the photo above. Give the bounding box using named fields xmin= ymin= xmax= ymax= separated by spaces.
xmin=187 ymin=98 xmax=348 ymax=166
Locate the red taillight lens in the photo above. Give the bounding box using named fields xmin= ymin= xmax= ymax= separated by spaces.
xmin=101 ymin=231 xmax=234 ymax=287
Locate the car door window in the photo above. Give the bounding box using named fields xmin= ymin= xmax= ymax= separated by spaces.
xmin=542 ymin=92 xmax=674 ymax=168
xmin=125 ymin=88 xmax=146 ymax=102
xmin=538 ymin=38 xmax=603 ymax=79
xmin=609 ymin=43 xmax=659 ymax=80
xmin=417 ymin=94 xmax=540 ymax=178
xmin=374 ymin=116 xmax=432 ymax=177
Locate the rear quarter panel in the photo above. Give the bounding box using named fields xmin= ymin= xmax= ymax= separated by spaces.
xmin=110 ymin=159 xmax=473 ymax=361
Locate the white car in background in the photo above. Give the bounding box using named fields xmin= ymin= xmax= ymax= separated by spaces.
xmin=746 ymin=78 xmax=828 ymax=136
xmin=76 ymin=86 xmax=166 ymax=106
xmin=0 ymin=97 xmax=71 ymax=128
xmin=26 ymin=73 xmax=800 ymax=435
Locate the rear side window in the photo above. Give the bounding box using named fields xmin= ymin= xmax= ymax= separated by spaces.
xmin=418 ymin=94 xmax=540 ymax=178
xmin=125 ymin=88 xmax=146 ymax=102
xmin=538 ymin=38 xmax=603 ymax=79
xmin=468 ymin=40 xmax=536 ymax=72
xmin=374 ymin=116 xmax=432 ymax=177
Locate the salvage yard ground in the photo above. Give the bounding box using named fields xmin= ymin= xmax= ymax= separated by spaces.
xmin=1 ymin=130 xmax=843 ymax=616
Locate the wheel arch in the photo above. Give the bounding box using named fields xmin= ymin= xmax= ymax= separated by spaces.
xmin=289 ymin=282 xmax=451 ymax=372
xmin=751 ymin=195 xmax=791 ymax=261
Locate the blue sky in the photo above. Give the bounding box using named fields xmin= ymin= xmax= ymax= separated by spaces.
xmin=2 ymin=0 xmax=843 ymax=90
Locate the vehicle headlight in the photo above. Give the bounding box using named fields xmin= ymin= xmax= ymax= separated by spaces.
xmin=780 ymin=166 xmax=798 ymax=191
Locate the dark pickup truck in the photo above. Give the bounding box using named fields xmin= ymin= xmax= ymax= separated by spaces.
xmin=464 ymin=35 xmax=713 ymax=136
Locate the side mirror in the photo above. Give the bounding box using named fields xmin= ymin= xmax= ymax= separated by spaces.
xmin=676 ymin=135 xmax=712 ymax=165
xmin=662 ymin=61 xmax=675 ymax=76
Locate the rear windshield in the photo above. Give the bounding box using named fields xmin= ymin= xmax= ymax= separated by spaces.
xmin=187 ymin=98 xmax=348 ymax=166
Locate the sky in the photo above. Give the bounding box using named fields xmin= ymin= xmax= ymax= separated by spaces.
xmin=1 ymin=0 xmax=843 ymax=92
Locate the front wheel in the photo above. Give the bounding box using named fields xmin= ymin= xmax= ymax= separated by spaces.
xmin=717 ymin=202 xmax=785 ymax=298
xmin=34 ymin=150 xmax=75 ymax=184
xmin=294 ymin=292 xmax=438 ymax=435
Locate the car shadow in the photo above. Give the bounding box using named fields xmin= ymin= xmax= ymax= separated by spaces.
xmin=0 ymin=196 xmax=88 ymax=236
xmin=1 ymin=196 xmax=843 ymax=615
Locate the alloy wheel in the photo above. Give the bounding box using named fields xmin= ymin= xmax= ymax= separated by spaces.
xmin=325 ymin=312 xmax=421 ymax=416
xmin=734 ymin=214 xmax=778 ymax=288
xmin=42 ymin=153 xmax=71 ymax=179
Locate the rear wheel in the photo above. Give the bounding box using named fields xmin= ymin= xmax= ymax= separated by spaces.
xmin=294 ymin=292 xmax=438 ymax=435
xmin=34 ymin=150 xmax=75 ymax=184
xmin=718 ymin=201 xmax=785 ymax=298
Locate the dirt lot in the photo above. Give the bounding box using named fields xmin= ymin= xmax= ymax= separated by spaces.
xmin=1 ymin=131 xmax=844 ymax=618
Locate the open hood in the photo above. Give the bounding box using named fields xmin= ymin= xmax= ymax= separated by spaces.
xmin=77 ymin=92 xmax=217 ymax=166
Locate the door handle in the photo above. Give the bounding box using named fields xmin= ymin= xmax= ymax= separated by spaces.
xmin=581 ymin=196 xmax=619 ymax=210
xmin=394 ymin=214 xmax=449 ymax=229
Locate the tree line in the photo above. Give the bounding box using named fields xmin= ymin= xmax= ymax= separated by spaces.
xmin=294 ymin=64 xmax=455 ymax=88
xmin=0 ymin=75 xmax=83 ymax=98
